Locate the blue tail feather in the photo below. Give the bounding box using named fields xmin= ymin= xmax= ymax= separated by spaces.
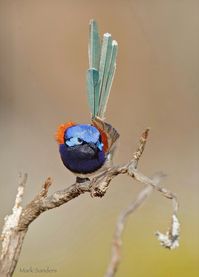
xmin=87 ymin=20 xmax=118 ymax=119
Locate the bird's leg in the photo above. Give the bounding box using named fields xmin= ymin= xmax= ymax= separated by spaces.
xmin=76 ymin=176 xmax=90 ymax=183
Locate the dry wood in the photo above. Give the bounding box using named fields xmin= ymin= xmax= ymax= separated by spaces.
xmin=0 ymin=129 xmax=180 ymax=277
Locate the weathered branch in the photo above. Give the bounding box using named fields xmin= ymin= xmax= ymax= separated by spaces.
xmin=105 ymin=185 xmax=153 ymax=277
xmin=0 ymin=174 xmax=27 ymax=277
xmin=105 ymin=173 xmax=164 ymax=277
xmin=0 ymin=129 xmax=180 ymax=277
xmin=17 ymin=129 xmax=150 ymax=232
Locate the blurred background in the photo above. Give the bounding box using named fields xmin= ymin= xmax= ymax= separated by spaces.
xmin=0 ymin=0 xmax=198 ymax=276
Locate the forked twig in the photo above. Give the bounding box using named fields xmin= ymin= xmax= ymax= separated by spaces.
xmin=0 ymin=129 xmax=180 ymax=277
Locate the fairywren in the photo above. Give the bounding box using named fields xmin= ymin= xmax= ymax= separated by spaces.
xmin=56 ymin=20 xmax=119 ymax=178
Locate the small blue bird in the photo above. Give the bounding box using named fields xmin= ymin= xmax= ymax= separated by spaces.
xmin=56 ymin=20 xmax=119 ymax=178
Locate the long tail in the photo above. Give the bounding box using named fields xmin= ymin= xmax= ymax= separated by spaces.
xmin=87 ymin=20 xmax=118 ymax=119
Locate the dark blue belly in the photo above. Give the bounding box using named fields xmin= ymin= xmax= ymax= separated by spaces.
xmin=59 ymin=143 xmax=106 ymax=174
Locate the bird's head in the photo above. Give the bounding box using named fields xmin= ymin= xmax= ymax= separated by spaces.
xmin=65 ymin=124 xmax=104 ymax=152
xmin=56 ymin=122 xmax=105 ymax=154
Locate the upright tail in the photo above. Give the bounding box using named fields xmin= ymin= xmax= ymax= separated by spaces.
xmin=87 ymin=20 xmax=118 ymax=119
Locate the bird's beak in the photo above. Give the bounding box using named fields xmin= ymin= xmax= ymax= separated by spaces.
xmin=87 ymin=142 xmax=98 ymax=153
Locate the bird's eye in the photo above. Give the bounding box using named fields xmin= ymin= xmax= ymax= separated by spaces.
xmin=65 ymin=137 xmax=83 ymax=147
xmin=77 ymin=138 xmax=83 ymax=143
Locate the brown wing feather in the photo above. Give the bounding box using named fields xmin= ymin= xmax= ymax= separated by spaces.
xmin=92 ymin=117 xmax=119 ymax=153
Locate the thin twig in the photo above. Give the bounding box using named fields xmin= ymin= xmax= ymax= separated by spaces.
xmin=105 ymin=185 xmax=153 ymax=277
xmin=105 ymin=173 xmax=164 ymax=277
xmin=0 ymin=129 xmax=180 ymax=277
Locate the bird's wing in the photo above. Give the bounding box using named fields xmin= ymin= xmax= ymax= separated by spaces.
xmin=87 ymin=20 xmax=118 ymax=119
xmin=92 ymin=117 xmax=119 ymax=154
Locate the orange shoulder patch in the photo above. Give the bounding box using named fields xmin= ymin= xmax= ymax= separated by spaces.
xmin=55 ymin=121 xmax=75 ymax=144
xmin=100 ymin=129 xmax=109 ymax=153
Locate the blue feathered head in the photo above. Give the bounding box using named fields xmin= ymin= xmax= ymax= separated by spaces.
xmin=65 ymin=124 xmax=103 ymax=151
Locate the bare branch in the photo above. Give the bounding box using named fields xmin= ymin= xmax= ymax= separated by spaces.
xmin=105 ymin=173 xmax=164 ymax=277
xmin=132 ymin=128 xmax=150 ymax=165
xmin=0 ymin=129 xmax=180 ymax=276
xmin=128 ymin=169 xmax=178 ymax=212
xmin=156 ymin=214 xmax=180 ymax=249
xmin=0 ymin=174 xmax=28 ymax=277
xmin=105 ymin=185 xmax=153 ymax=277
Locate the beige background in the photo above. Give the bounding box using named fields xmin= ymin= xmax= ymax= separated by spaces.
xmin=0 ymin=0 xmax=198 ymax=276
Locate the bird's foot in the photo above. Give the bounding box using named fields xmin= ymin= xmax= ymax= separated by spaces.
xmin=76 ymin=176 xmax=90 ymax=183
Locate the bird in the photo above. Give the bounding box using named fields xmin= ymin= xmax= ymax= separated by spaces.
xmin=56 ymin=20 xmax=119 ymax=181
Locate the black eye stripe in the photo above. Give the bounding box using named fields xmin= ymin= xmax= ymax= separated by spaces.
xmin=65 ymin=136 xmax=101 ymax=146
xmin=64 ymin=137 xmax=86 ymax=145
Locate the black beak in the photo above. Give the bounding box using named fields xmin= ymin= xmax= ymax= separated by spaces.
xmin=87 ymin=142 xmax=98 ymax=154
